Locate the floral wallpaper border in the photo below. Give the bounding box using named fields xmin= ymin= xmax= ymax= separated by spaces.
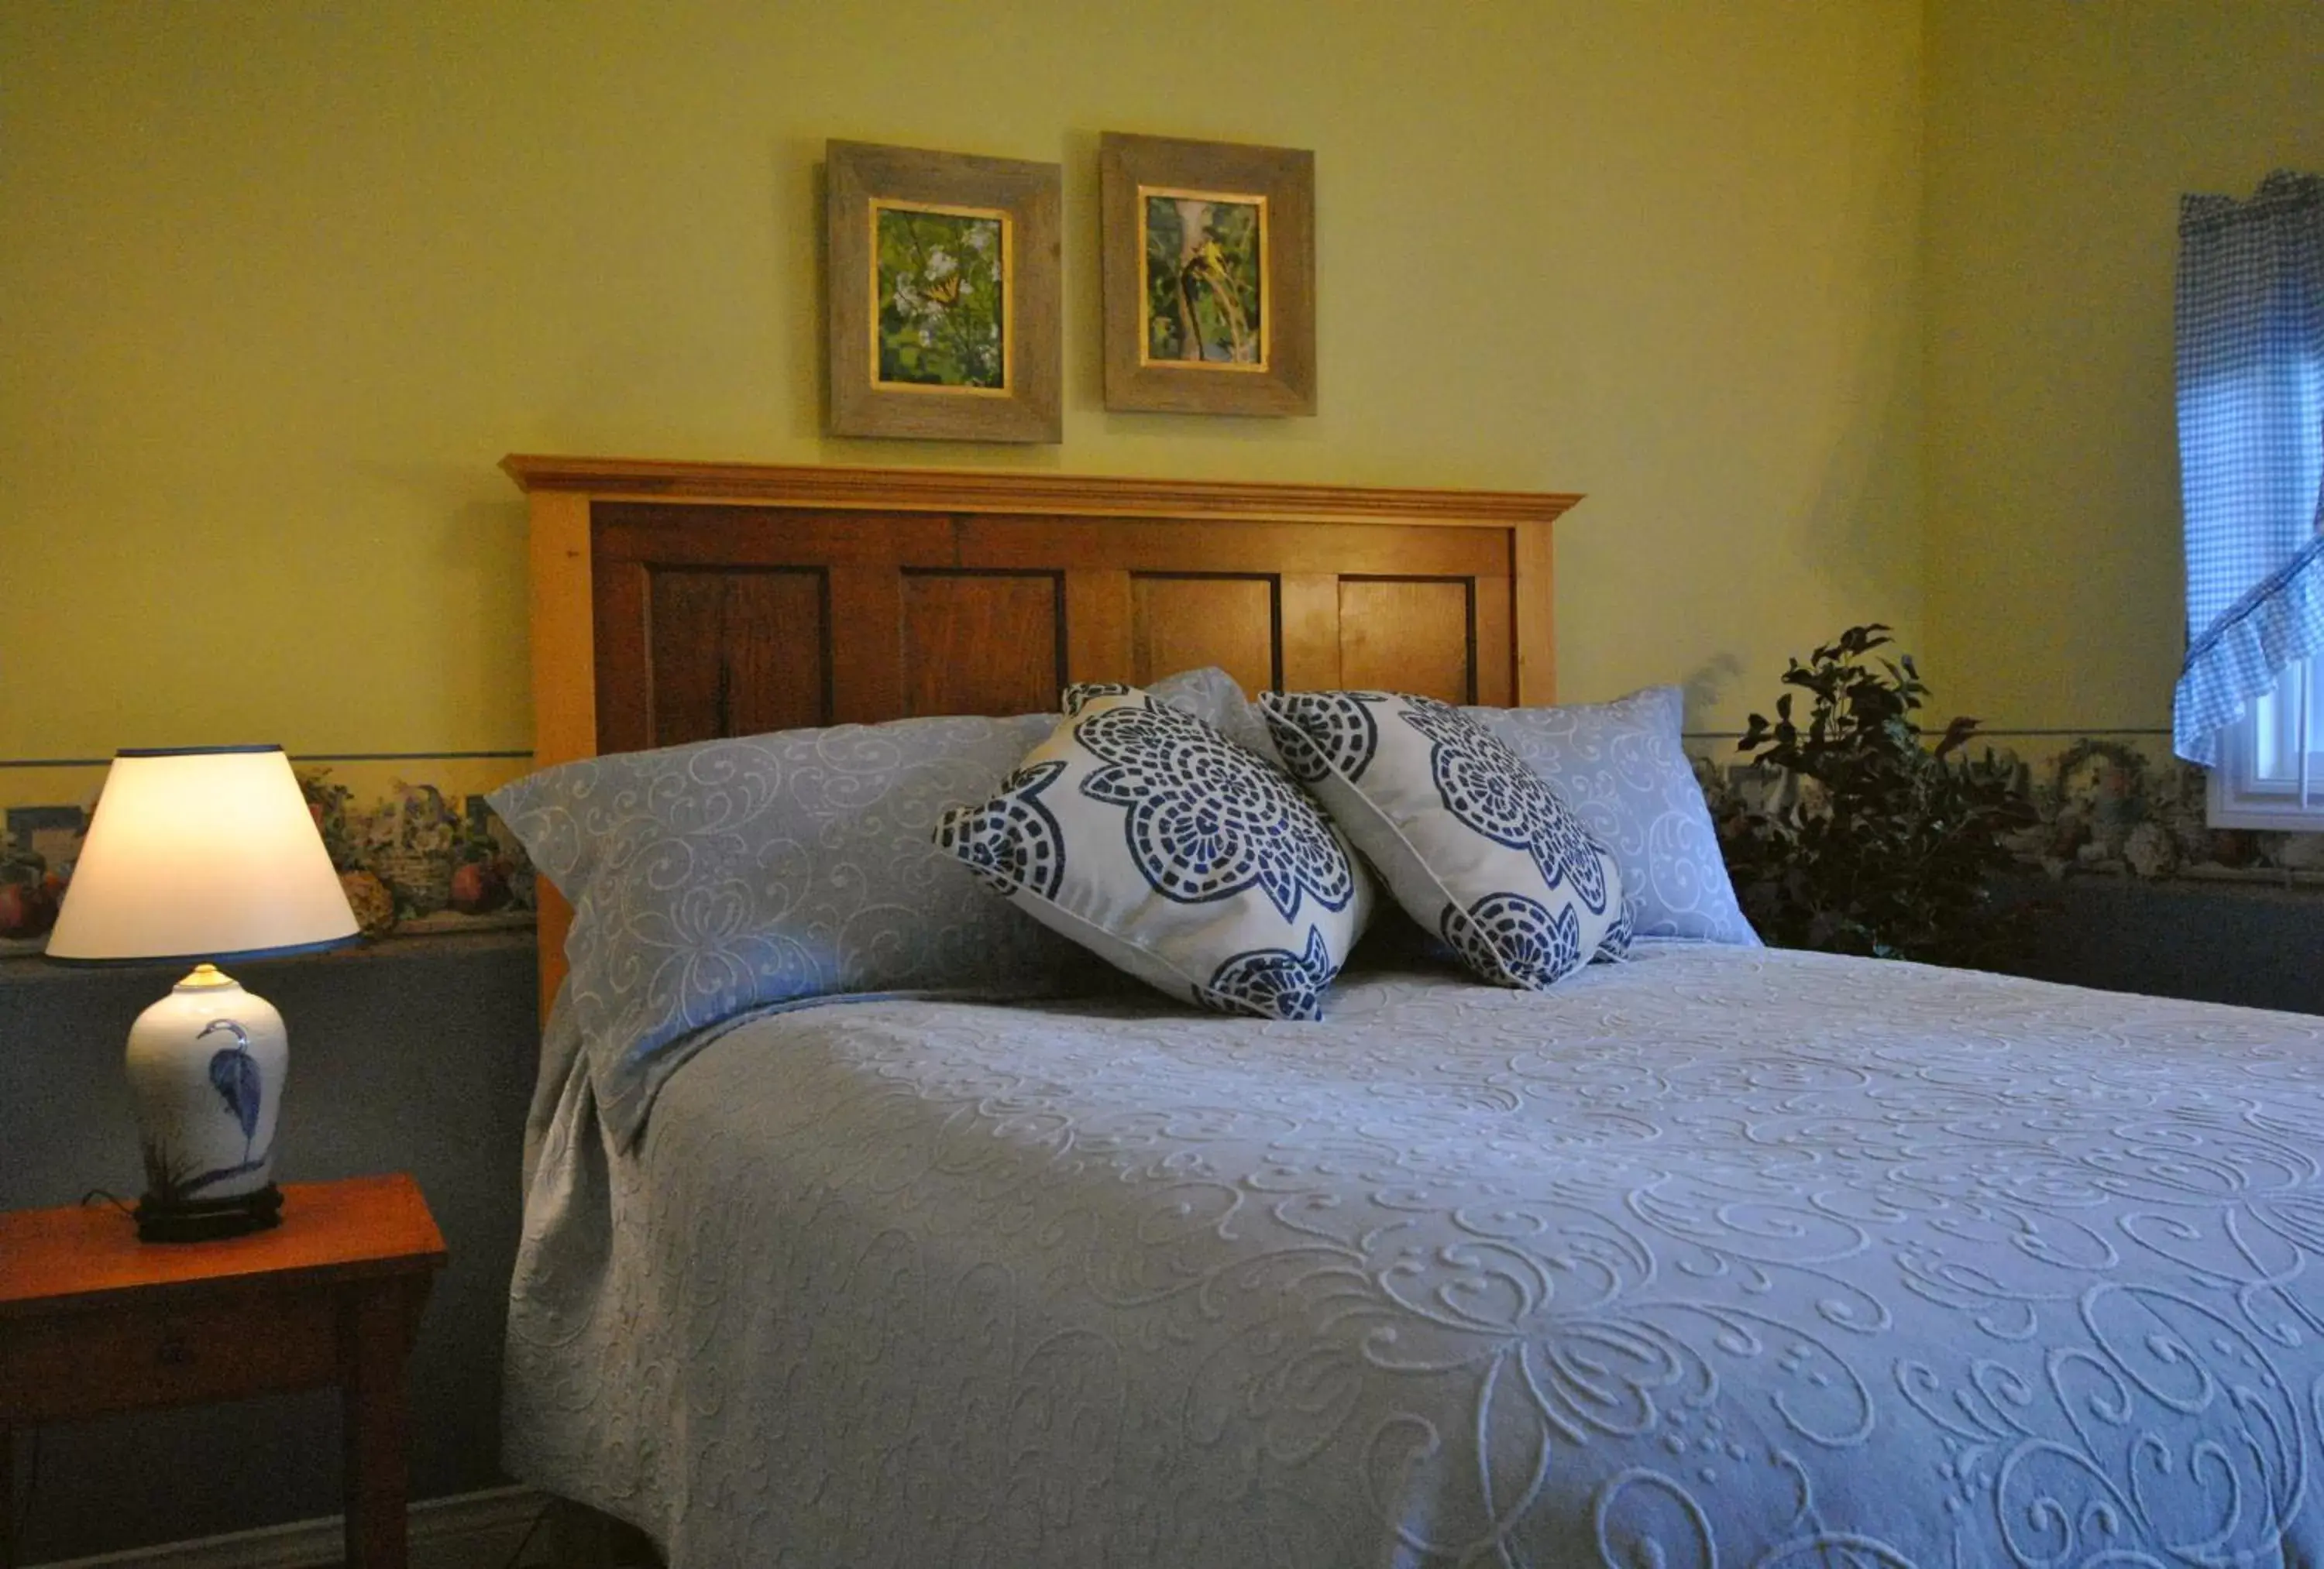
xmin=8 ymin=734 xmax=2317 ymax=956
xmin=1691 ymin=733 xmax=2324 ymax=888
xmin=0 ymin=768 xmax=538 ymax=952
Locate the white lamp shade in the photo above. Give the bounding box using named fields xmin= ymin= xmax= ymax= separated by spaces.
xmin=46 ymin=746 xmax=359 ymax=964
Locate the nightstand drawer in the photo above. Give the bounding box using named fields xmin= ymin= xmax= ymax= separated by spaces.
xmin=0 ymin=1283 xmax=340 ymax=1422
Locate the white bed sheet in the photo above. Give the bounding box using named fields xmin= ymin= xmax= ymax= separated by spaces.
xmin=504 ymin=942 xmax=2324 ymax=1566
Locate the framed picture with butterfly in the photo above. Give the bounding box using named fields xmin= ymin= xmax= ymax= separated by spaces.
xmin=825 ymin=139 xmax=1063 ymax=442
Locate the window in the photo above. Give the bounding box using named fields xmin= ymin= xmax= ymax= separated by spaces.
xmin=2171 ymin=170 xmax=2323 ymax=822
xmin=2211 ymin=654 xmax=2323 ymax=827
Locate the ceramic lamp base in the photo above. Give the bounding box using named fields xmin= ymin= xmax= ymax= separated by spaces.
xmin=124 ymin=965 xmax=290 ymax=1242
xmin=136 ymin=1181 xmax=284 ymax=1243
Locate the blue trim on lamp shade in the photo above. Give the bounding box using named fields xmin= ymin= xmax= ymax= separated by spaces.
xmin=115 ymin=744 xmax=284 ymax=759
xmin=43 ymin=932 xmax=363 ymax=970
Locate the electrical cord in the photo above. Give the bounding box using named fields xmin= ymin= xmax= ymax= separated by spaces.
xmin=80 ymin=1188 xmax=136 ymax=1220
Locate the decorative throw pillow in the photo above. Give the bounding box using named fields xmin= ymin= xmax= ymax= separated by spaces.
xmin=490 ymin=714 xmax=1112 ymax=1145
xmin=1260 ymin=690 xmax=1628 ymax=990
xmin=933 ymin=684 xmax=1373 ymax=1021
xmin=1467 ymin=685 xmax=1758 ymax=945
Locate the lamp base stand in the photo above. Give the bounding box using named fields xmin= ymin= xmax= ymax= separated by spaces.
xmin=136 ymin=1183 xmax=284 ymax=1244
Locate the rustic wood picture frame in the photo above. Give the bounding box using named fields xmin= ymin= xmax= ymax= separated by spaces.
xmin=826 ymin=140 xmax=1062 ymax=443
xmin=1100 ymin=132 xmax=1315 ymax=417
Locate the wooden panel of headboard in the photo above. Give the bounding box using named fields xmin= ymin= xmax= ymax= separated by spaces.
xmin=504 ymin=454 xmax=1581 ymax=1011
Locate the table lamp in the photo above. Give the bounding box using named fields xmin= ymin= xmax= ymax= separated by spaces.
xmin=46 ymin=746 xmax=359 ymax=1241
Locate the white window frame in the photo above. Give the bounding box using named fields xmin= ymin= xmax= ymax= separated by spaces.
xmin=2209 ymin=654 xmax=2324 ymax=829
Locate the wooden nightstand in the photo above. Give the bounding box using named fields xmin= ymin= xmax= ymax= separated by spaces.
xmin=0 ymin=1173 xmax=446 ymax=1569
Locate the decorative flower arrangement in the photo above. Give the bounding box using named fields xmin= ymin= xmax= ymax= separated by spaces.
xmin=361 ymin=781 xmax=460 ymax=916
xmin=290 ymin=770 xmax=538 ymax=937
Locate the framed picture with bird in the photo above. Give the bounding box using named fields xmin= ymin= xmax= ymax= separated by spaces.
xmin=826 ymin=140 xmax=1063 ymax=441
xmin=1100 ymin=132 xmax=1315 ymax=416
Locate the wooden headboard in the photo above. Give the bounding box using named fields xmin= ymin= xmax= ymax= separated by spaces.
xmin=503 ymin=453 xmax=1580 ymax=1009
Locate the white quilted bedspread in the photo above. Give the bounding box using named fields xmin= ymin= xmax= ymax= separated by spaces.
xmin=504 ymin=943 xmax=2324 ymax=1567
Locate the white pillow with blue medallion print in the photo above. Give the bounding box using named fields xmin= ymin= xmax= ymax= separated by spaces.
xmin=934 ymin=682 xmax=1374 ymax=1021
xmin=1259 ymin=690 xmax=1629 ymax=989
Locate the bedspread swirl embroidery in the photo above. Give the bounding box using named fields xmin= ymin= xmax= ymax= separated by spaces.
xmin=504 ymin=946 xmax=2324 ymax=1567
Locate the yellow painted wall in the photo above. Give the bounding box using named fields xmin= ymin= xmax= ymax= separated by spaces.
xmin=1 ymin=2 xmax=1923 ymax=795
xmin=1923 ymin=0 xmax=2324 ymax=737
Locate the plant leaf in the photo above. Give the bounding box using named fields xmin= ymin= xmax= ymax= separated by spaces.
xmin=208 ymin=1043 xmax=262 ymax=1142
xmin=1934 ymin=714 xmax=1982 ymax=760
xmin=1714 ymin=624 xmax=2030 ymax=966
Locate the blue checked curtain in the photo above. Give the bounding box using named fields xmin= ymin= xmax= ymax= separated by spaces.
xmin=2174 ymin=170 xmax=2324 ymax=766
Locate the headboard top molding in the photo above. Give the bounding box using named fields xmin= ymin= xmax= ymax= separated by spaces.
xmin=500 ymin=453 xmax=1580 ymax=529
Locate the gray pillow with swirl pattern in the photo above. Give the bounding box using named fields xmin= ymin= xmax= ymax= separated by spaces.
xmin=490 ymin=669 xmax=1268 ymax=1145
xmin=490 ymin=714 xmax=1120 ymax=1146
xmin=1465 ymin=685 xmax=1759 ymax=946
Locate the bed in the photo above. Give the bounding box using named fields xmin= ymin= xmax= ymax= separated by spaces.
xmin=496 ymin=456 xmax=2324 ymax=1566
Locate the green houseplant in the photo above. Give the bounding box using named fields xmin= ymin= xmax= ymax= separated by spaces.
xmin=1715 ymin=624 xmax=2030 ymax=965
